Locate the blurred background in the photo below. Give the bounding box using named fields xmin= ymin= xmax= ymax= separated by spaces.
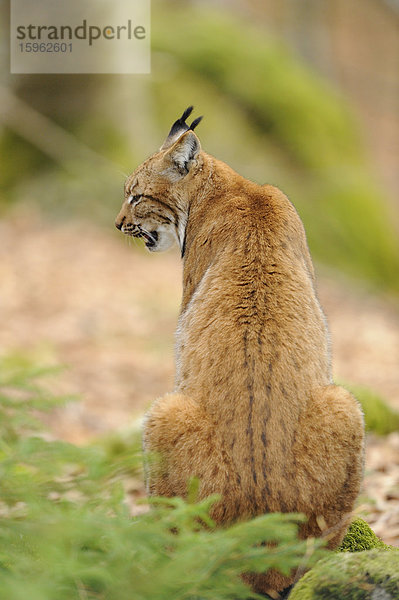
xmin=1 ymin=0 xmax=399 ymax=543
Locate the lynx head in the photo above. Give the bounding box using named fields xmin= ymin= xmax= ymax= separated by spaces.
xmin=115 ymin=106 xmax=203 ymax=253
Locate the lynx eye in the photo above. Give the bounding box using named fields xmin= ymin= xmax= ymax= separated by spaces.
xmin=128 ymin=194 xmax=141 ymax=205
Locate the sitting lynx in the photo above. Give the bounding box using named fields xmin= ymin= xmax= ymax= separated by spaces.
xmin=115 ymin=107 xmax=364 ymax=595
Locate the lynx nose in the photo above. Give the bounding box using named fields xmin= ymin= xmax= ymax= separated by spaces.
xmin=115 ymin=216 xmax=125 ymax=230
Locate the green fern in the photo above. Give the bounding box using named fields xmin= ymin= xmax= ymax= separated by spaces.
xmin=0 ymin=354 xmax=324 ymax=600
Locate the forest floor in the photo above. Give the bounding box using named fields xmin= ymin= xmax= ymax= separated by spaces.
xmin=1 ymin=208 xmax=398 ymax=545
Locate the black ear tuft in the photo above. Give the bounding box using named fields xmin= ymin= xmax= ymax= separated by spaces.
xmin=189 ymin=116 xmax=203 ymax=130
xmin=161 ymin=106 xmax=203 ymax=150
xmin=167 ymin=106 xmax=194 ymax=140
xmin=181 ymin=106 xmax=194 ymax=121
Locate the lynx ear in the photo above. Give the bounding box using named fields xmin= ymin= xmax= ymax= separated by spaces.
xmin=165 ymin=130 xmax=201 ymax=177
xmin=160 ymin=105 xmax=203 ymax=150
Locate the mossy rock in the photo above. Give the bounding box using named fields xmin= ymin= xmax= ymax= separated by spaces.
xmin=338 ymin=518 xmax=392 ymax=552
xmin=289 ymin=520 xmax=398 ymax=599
xmin=289 ymin=549 xmax=399 ymax=600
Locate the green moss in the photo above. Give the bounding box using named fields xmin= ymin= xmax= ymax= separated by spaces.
xmin=345 ymin=385 xmax=399 ymax=436
xmin=290 ymin=520 xmax=399 ymax=599
xmin=290 ymin=549 xmax=399 ymax=600
xmin=338 ymin=519 xmax=391 ymax=552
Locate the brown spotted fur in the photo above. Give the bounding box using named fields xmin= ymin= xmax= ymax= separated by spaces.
xmin=115 ymin=123 xmax=365 ymax=595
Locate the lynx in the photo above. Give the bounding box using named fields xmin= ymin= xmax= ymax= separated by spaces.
xmin=115 ymin=107 xmax=364 ymax=595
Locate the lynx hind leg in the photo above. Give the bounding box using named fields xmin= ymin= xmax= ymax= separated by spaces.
xmin=295 ymin=384 xmax=365 ymax=548
xmin=143 ymin=393 xmax=227 ymax=500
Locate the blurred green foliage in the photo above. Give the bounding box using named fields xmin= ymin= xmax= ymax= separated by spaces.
xmin=0 ymin=356 xmax=394 ymax=599
xmin=0 ymin=354 xmax=325 ymax=600
xmin=346 ymin=383 xmax=399 ymax=435
xmin=0 ymin=130 xmax=49 ymax=191
xmin=153 ymin=8 xmax=362 ymax=170
xmin=151 ymin=3 xmax=399 ymax=292
xmin=2 ymin=1 xmax=399 ymax=293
